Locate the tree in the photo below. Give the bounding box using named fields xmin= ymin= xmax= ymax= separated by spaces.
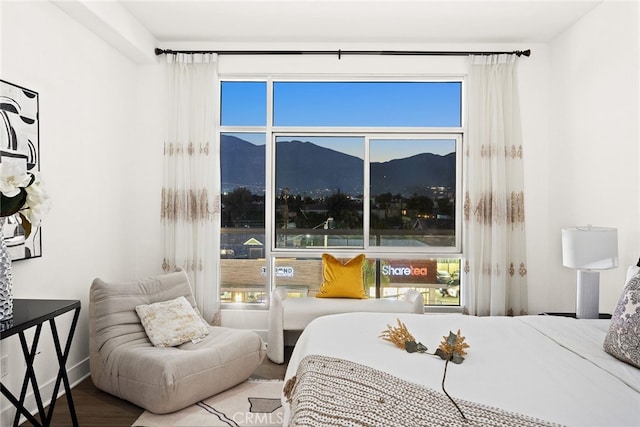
xmin=222 ymin=187 xmax=253 ymax=227
xmin=436 ymin=197 xmax=453 ymax=218
xmin=406 ymin=194 xmax=434 ymax=215
xmin=327 ymin=191 xmax=361 ymax=229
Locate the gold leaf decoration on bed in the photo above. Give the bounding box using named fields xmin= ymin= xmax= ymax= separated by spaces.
xmin=379 ymin=318 xmax=428 ymax=352
xmin=435 ymin=329 xmax=470 ymax=364
xmin=380 ymin=318 xmax=471 ymax=421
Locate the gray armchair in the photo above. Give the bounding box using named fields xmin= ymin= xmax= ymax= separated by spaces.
xmin=89 ymin=269 xmax=265 ymax=414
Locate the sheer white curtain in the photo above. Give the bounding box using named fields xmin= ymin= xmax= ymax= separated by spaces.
xmin=463 ymin=54 xmax=528 ymax=316
xmin=161 ymin=53 xmax=220 ymax=322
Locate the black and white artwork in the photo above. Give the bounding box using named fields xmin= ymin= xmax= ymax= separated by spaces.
xmin=0 ymin=80 xmax=41 ymax=261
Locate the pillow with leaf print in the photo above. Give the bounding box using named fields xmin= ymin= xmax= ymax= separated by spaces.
xmin=135 ymin=296 xmax=209 ymax=347
xmin=603 ymin=271 xmax=640 ymax=369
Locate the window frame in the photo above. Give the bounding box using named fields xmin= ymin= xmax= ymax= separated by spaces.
xmin=219 ymin=76 xmax=465 ymax=310
xmin=270 ymin=132 xmax=463 ymax=254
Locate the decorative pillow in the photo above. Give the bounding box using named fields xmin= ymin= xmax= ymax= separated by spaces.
xmin=603 ymin=272 xmax=640 ymax=368
xmin=626 ymin=265 xmax=640 ymax=283
xmin=316 ymin=253 xmax=367 ymax=299
xmin=135 ymin=296 xmax=209 ymax=347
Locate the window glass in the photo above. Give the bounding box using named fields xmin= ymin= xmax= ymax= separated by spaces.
xmin=272 ymin=257 xmax=322 ymax=297
xmin=270 ymin=256 xmax=459 ymax=306
xmin=273 ymin=81 xmax=461 ymax=127
xmin=274 ymin=136 xmax=364 ymax=249
xmin=369 ymin=138 xmax=456 ymax=248
xmin=221 ymin=82 xmax=266 ymax=126
xmin=379 ymin=258 xmax=460 ymax=305
xmin=219 ymin=79 xmax=463 ymax=308
xmin=271 ymin=256 xmax=377 ymax=299
xmin=220 ymin=133 xmax=266 ymax=202
xmin=220 ymin=132 xmax=266 ymax=304
xmin=220 ymin=257 xmax=266 ymax=303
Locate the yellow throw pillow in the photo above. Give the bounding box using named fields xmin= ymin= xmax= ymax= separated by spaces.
xmin=316 ymin=253 xmax=368 ymax=299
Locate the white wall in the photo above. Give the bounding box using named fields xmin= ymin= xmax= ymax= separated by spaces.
xmin=0 ymin=1 xmax=163 ymax=422
xmin=544 ymin=1 xmax=640 ymax=314
xmin=0 ymin=0 xmax=638 ymax=421
xmin=130 ymin=63 xmax=165 ymax=277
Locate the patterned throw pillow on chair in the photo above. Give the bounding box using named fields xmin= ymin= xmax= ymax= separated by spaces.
xmin=603 ymin=272 xmax=640 ymax=369
xmin=136 ymin=296 xmax=209 ymax=347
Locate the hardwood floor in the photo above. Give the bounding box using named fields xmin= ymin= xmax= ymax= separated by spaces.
xmin=18 ymin=348 xmax=291 ymax=427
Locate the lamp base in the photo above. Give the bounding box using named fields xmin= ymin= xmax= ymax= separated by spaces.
xmin=576 ymin=270 xmax=599 ymax=319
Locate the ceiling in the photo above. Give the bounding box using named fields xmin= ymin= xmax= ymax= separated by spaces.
xmin=119 ymin=0 xmax=603 ymax=45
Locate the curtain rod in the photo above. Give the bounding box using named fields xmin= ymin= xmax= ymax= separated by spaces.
xmin=154 ymin=48 xmax=531 ymax=59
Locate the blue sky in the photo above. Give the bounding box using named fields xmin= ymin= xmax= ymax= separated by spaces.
xmin=221 ymin=81 xmax=460 ymax=161
xmin=272 ymin=81 xmax=461 ymax=128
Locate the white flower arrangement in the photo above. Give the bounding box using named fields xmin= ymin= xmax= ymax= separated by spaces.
xmin=0 ymin=154 xmax=50 ymax=237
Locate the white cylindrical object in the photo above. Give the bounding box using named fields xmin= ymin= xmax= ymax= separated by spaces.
xmin=576 ymin=270 xmax=599 ymax=319
xmin=562 ymin=227 xmax=618 ymax=270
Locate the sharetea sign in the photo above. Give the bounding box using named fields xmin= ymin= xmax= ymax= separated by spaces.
xmin=380 ymin=259 xmax=437 ymax=284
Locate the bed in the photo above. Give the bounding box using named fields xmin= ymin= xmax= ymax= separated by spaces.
xmin=282 ymin=273 xmax=640 ymax=426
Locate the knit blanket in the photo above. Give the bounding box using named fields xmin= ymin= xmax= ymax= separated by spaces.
xmin=284 ymin=355 xmax=564 ymax=427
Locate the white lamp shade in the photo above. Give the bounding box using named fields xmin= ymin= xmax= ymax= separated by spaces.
xmin=562 ymin=226 xmax=618 ymax=270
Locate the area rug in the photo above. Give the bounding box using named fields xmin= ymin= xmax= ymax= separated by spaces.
xmin=132 ymin=379 xmax=284 ymax=426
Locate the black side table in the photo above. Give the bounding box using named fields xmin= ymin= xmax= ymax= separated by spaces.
xmin=540 ymin=312 xmax=612 ymax=319
xmin=0 ymin=299 xmax=81 ymax=427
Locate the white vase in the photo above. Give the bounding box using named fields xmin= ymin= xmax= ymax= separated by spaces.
xmin=0 ymin=218 xmax=13 ymax=321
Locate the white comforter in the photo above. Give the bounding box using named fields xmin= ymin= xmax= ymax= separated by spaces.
xmin=283 ymin=313 xmax=640 ymax=427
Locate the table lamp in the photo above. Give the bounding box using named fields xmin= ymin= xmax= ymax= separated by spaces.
xmin=561 ymin=226 xmax=618 ymax=319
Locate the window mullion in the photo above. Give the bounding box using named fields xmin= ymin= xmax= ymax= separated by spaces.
xmin=363 ymin=135 xmax=371 ymax=251
xmin=265 ymin=78 xmax=274 ymax=298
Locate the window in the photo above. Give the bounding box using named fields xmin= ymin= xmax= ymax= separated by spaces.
xmin=221 ymin=82 xmax=266 ymax=126
xmin=274 ymin=136 xmax=364 ymax=249
xmin=220 ymin=132 xmax=266 ymax=303
xmin=273 ymin=82 xmax=461 ymax=127
xmin=369 ymin=138 xmax=458 ymax=248
xmin=220 ymin=80 xmax=462 ymax=307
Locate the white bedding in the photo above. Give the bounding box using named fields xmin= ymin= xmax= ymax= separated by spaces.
xmin=283 ymin=313 xmax=640 ymax=427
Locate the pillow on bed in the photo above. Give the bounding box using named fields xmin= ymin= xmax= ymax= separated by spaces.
xmin=603 ymin=272 xmax=640 ymax=369
xmin=626 ymin=265 xmax=640 ymax=282
xmin=316 ymin=253 xmax=368 ymax=299
xmin=135 ymin=296 xmax=210 ymax=347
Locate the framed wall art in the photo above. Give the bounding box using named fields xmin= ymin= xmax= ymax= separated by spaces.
xmin=0 ymin=79 xmax=42 ymax=261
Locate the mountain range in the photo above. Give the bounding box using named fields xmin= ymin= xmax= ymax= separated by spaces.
xmin=221 ymin=135 xmax=455 ymax=196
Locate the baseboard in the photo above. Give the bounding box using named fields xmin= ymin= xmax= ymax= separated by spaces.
xmin=0 ymin=357 xmax=90 ymax=426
